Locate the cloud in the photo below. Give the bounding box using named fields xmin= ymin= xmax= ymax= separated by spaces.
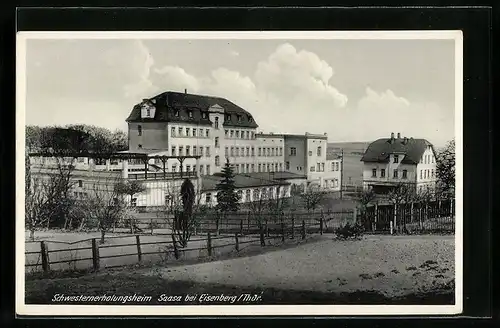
xmin=229 ymin=50 xmax=240 ymax=57
xmin=152 ymin=66 xmax=202 ymax=93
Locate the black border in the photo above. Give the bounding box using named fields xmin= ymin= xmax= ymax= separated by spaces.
xmin=2 ymin=5 xmax=495 ymax=326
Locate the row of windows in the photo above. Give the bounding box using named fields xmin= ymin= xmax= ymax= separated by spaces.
xmin=223 ymin=146 xmax=283 ymax=157
xmin=420 ymin=154 xmax=435 ymax=164
xmin=224 ymin=128 xmax=256 ymax=140
xmin=169 ymin=164 xmax=211 ymax=175
xmin=227 ymin=162 xmax=284 ymax=173
xmin=310 ymin=162 xmax=326 ymax=172
xmin=170 ymin=126 xmax=211 ymax=138
xmin=171 ymin=145 xmax=211 ymax=157
xmin=420 ymin=169 xmax=435 ymax=179
xmin=205 ymin=186 xmax=287 ymax=204
xmin=372 ymin=168 xmax=408 ymax=179
xmin=331 ymin=162 xmax=340 ymax=171
xmin=289 ymin=146 xmax=323 ymax=157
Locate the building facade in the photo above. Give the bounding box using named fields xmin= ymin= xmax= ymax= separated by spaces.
xmin=360 ymin=132 xmax=438 ymax=194
xmin=126 ymin=91 xmax=341 ymax=192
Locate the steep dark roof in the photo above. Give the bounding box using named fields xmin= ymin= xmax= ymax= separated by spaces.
xmin=360 ymin=138 xmax=434 ymax=164
xmin=201 ymin=173 xmax=289 ymax=192
xmin=126 ymin=91 xmax=258 ymax=128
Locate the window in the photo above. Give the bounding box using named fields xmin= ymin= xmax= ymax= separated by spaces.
xmin=236 ymin=165 xmax=240 ymax=173
xmin=214 ymin=117 xmax=219 ymax=129
xmin=193 ymin=146 xmax=197 ymax=155
xmin=200 ymin=147 xmax=204 ymax=157
xmin=237 ymin=115 xmax=242 ymax=122
xmin=310 ymin=166 xmax=316 ymax=172
xmin=381 ymin=169 xmax=386 ymax=178
xmin=236 ymin=131 xmax=240 ymax=138
xmin=394 ymin=155 xmax=399 ymax=163
xmin=78 ymin=180 xmax=83 ymax=187
xmin=186 ymin=128 xmax=190 ymax=136
xmin=225 ymin=130 xmax=228 ymax=137
xmin=178 ymin=127 xmax=183 ymax=136
xmin=267 ymin=163 xmax=270 ymax=172
xmin=226 ymin=114 xmax=231 ymax=121
xmin=202 ymin=111 xmax=207 ymax=119
xmin=431 ymin=169 xmax=435 ymax=178
xmin=188 ymin=110 xmax=193 ymax=118
xmin=317 ymin=163 xmax=321 ymax=172
xmin=267 ymin=148 xmax=270 ymax=157
xmin=251 ymin=132 xmax=255 ymax=139
xmin=251 ymin=147 xmax=255 ymax=156
xmin=215 ymin=137 xmax=219 ymax=148
xmin=424 ymin=170 xmax=427 ymax=179
xmin=258 ymin=147 xmax=262 ymax=156
xmin=317 ymin=147 xmax=321 ymax=156
xmin=146 ymin=108 xmax=150 ymax=116
xmin=253 ymin=189 xmax=260 ymax=200
xmin=432 ymin=155 xmax=435 ymax=164
xmin=249 ymin=116 xmax=254 ymax=123
xmin=236 ymin=147 xmax=239 ymax=157
xmin=138 ymin=125 xmax=142 ymax=136
xmin=205 ymin=193 xmax=212 ymax=204
xmin=420 ymin=170 xmax=423 ymax=179
xmin=186 ymin=165 xmax=191 ymax=172
xmin=246 ymin=189 xmax=251 ymax=201
xmin=205 ymin=129 xmax=209 ymax=138
xmin=420 ymin=157 xmax=423 ymax=164
xmin=230 ymin=130 xmax=234 ymax=138
xmin=225 ymin=147 xmax=229 ymax=156
xmin=131 ymin=198 xmax=137 ymax=207
xmin=279 ymin=163 xmax=283 ymax=171
xmin=178 ymin=146 xmax=183 ymax=156
xmin=206 ymin=147 xmax=210 ymax=157
xmin=246 ymin=147 xmax=250 ymax=157
xmin=138 ymin=144 xmax=142 ymax=149
xmin=402 ymin=170 xmax=408 ymax=179
xmin=230 ymin=147 xmax=234 ymax=157
xmin=251 ymin=164 xmax=255 ymax=172
xmin=393 ymin=170 xmax=398 ymax=178
xmin=215 ymin=156 xmax=220 ymax=167
xmin=335 ymin=162 xmax=339 ymax=171
xmin=186 ymin=146 xmax=190 ymax=156
xmin=286 ymin=162 xmax=290 ymax=170
xmin=175 ymin=110 xmax=180 ymax=117
xmin=192 ymin=128 xmax=196 ymax=137
xmin=199 ymin=165 xmax=204 ymax=175
xmin=246 ymin=164 xmax=250 ymax=172
xmin=321 ymin=163 xmax=325 ymax=172
xmin=171 ymin=127 xmax=176 ymax=137
xmin=290 ymin=147 xmax=297 ymax=156
xmin=246 ymin=131 xmax=250 ymax=139
xmin=206 ymin=165 xmax=211 ymax=175
xmin=372 ymin=169 xmax=377 ymax=177
xmin=279 ymin=147 xmax=283 ymax=156
xmin=258 ymin=164 xmax=262 ymax=172
xmin=309 ymin=151 xmax=312 ymax=156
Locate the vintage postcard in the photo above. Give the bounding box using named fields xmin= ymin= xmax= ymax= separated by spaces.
xmin=16 ymin=30 xmax=463 ymax=316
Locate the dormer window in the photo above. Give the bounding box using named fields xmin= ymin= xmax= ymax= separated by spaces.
xmin=146 ymin=108 xmax=150 ymax=117
xmin=202 ymin=111 xmax=208 ymax=119
xmin=248 ymin=115 xmax=253 ymax=123
xmin=175 ymin=110 xmax=180 ymax=117
xmin=188 ymin=110 xmax=193 ymax=119
xmin=393 ymin=155 xmax=399 ymax=163
xmin=237 ymin=115 xmax=242 ymax=122
xmin=226 ymin=114 xmax=231 ymax=120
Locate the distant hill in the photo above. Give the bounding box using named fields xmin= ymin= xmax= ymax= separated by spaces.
xmin=327 ymin=142 xmax=370 ymax=156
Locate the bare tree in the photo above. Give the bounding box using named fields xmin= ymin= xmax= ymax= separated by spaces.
xmin=387 ymin=182 xmax=415 ymax=233
xmin=79 ymin=175 xmax=128 ymax=244
xmin=356 ymin=188 xmax=376 ymax=225
xmin=114 ymin=180 xmax=146 ymax=233
xmin=300 ymin=183 xmax=326 ymax=213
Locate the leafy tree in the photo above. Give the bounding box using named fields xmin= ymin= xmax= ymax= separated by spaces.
xmin=356 ymin=189 xmax=376 ymax=224
xmin=114 ymin=180 xmax=146 ymax=233
xmin=436 ymin=139 xmax=455 ymax=197
xmin=215 ymin=159 xmax=240 ymax=213
xmin=300 ymin=183 xmax=325 ymax=212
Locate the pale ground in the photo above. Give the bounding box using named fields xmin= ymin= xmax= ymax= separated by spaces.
xmin=25 ymin=230 xmax=260 ymax=272
xmin=145 ymin=235 xmax=455 ymax=298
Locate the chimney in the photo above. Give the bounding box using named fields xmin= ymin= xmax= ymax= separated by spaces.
xmin=390 ymin=132 xmax=394 ymax=139
xmin=403 ymin=137 xmax=408 ymax=144
xmin=397 ymin=132 xmax=401 ymax=139
xmin=184 ymin=89 xmax=187 ymax=94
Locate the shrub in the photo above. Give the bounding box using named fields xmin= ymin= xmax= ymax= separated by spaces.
xmin=335 ymin=222 xmax=364 ymax=240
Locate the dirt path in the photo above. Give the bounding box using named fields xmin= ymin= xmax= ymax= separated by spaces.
xmin=144 ymin=235 xmax=455 ymax=298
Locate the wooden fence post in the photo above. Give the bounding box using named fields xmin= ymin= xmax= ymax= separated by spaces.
xmin=374 ymin=203 xmax=378 ymax=232
xmin=40 ymin=241 xmax=49 ymax=273
xmin=240 ymin=219 xmax=243 ymax=235
xmin=281 ymin=221 xmax=285 ymax=242
xmin=259 ymin=225 xmax=265 ymax=247
xmin=235 ymin=233 xmax=239 ymax=252
xmin=171 ymin=234 xmax=179 ymax=259
xmin=136 ymin=235 xmax=142 ymax=263
xmin=319 ymin=216 xmax=323 ymax=235
xmin=265 ymin=218 xmax=269 ymax=237
xmin=291 ymin=217 xmax=295 ymax=239
xmin=207 ymin=232 xmax=212 ymax=256
xmin=393 ymin=204 xmax=397 ymax=232
xmin=301 ymin=220 xmax=306 ymax=239
xmin=91 ymin=238 xmax=100 ymax=271
xmin=450 ymin=198 xmax=454 ymax=217
xmin=215 ymin=218 xmax=220 ymax=236
xmin=390 ymin=221 xmax=394 ymax=235
xmin=150 ymin=218 xmax=154 ymax=235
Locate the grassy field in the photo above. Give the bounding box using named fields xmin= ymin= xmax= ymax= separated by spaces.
xmin=25 ymin=234 xmax=455 ymax=305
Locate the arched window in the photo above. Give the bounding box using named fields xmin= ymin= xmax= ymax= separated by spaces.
xmin=215 ymin=155 xmax=220 ymax=167
xmin=214 ymin=117 xmax=219 ymax=129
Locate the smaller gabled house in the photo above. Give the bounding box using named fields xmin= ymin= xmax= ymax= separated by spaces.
xmin=361 ymin=132 xmax=438 ymax=195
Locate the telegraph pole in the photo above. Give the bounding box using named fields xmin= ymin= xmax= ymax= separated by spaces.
xmin=340 ymin=148 xmax=344 ymax=200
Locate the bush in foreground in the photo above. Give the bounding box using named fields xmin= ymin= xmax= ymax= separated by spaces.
xmin=335 ymin=222 xmax=365 ymax=240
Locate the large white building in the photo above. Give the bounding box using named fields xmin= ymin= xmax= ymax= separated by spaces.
xmin=126 ymin=90 xmax=341 ymax=191
xmin=360 ymin=132 xmax=438 ymax=194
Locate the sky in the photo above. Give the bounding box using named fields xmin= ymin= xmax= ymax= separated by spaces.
xmin=23 ymin=36 xmax=457 ymax=147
